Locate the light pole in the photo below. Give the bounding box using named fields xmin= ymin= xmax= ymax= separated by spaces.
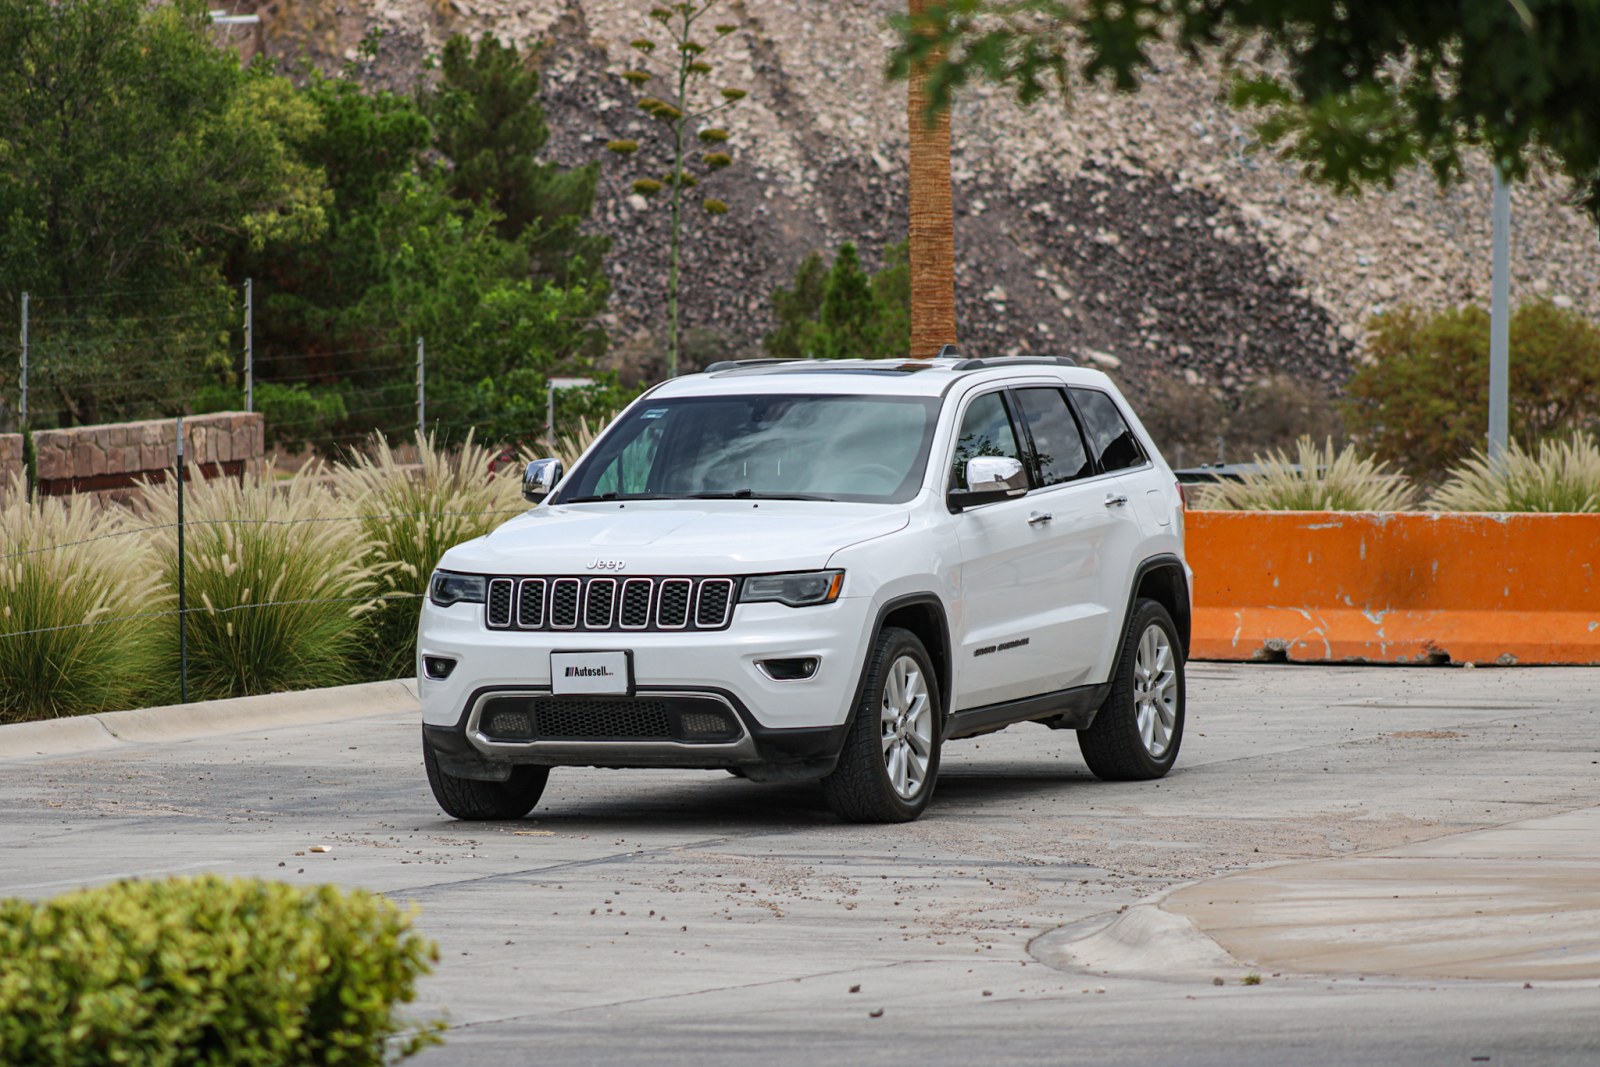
xmin=1488 ymin=168 xmax=1511 ymax=463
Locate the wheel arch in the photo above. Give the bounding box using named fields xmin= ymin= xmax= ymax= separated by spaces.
xmin=871 ymin=594 xmax=953 ymax=714
xmin=1124 ymin=554 xmax=1191 ymax=657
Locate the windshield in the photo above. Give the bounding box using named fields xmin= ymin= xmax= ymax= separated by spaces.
xmin=554 ymin=394 xmax=942 ymax=505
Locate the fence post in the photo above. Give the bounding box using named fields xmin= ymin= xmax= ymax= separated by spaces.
xmin=244 ymin=278 xmax=253 ymax=414
xmin=176 ymin=416 xmax=188 ymax=705
xmin=416 ymin=336 xmax=425 ymax=443
xmin=18 ymin=291 xmax=26 ymax=432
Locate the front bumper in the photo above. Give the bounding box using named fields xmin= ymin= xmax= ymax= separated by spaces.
xmin=416 ymin=595 xmax=873 ymax=779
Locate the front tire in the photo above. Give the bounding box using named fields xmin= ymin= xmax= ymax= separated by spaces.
xmin=821 ymin=627 xmax=942 ymax=823
xmin=1077 ymin=598 xmax=1185 ymax=780
xmin=423 ymin=733 xmax=550 ymax=820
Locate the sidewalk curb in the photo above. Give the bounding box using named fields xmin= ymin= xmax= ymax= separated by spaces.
xmin=0 ymin=679 xmax=419 ymax=762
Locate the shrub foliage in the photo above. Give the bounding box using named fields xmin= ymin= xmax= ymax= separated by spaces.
xmin=0 ymin=875 xmax=443 ymax=1065
xmin=1345 ymin=301 xmax=1600 ymax=478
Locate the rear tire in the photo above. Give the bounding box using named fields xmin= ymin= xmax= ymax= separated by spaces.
xmin=423 ymin=733 xmax=549 ymax=820
xmin=1078 ymin=598 xmax=1185 ymax=781
xmin=821 ymin=627 xmax=942 ymax=823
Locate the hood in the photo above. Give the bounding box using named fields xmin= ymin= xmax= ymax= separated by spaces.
xmin=440 ymin=499 xmax=910 ymax=576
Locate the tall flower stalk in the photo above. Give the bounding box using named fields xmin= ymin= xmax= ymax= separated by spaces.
xmin=606 ymin=1 xmax=750 ymax=377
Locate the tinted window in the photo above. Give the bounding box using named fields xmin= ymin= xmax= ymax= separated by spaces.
xmin=950 ymin=391 xmax=1022 ymax=490
xmin=1015 ymin=387 xmax=1092 ymax=485
xmin=557 ymin=394 xmax=941 ymax=505
xmin=1071 ymin=389 xmax=1147 ymax=473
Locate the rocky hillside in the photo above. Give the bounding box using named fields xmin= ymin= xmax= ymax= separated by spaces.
xmin=248 ymin=0 xmax=1600 ymax=439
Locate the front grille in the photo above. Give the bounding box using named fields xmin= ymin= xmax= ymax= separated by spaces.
xmin=481 ymin=575 xmax=738 ymax=633
xmin=477 ymin=694 xmax=743 ymax=744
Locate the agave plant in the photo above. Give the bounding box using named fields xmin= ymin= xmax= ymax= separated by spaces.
xmin=329 ymin=432 xmax=528 ymax=681
xmin=138 ymin=468 xmax=383 ymax=702
xmin=0 ymin=476 xmax=167 ymax=721
xmin=1193 ymin=436 xmax=1418 ymax=512
xmin=1430 ymin=432 xmax=1600 ymax=513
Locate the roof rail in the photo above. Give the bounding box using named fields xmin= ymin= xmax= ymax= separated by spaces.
xmin=701 ymin=358 xmax=796 ymax=374
xmin=950 ymin=355 xmax=1077 ymax=370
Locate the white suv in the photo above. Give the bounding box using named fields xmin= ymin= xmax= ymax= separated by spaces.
xmin=418 ymin=355 xmax=1189 ymax=823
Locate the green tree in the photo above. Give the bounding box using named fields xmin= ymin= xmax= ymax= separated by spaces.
xmin=764 ymin=242 xmax=912 ymax=361
xmin=1345 ymin=302 xmax=1600 ymax=478
xmin=893 ymin=1 xmax=1600 ymax=225
xmin=431 ymin=34 xmax=609 ymax=291
xmin=0 ymin=0 xmax=323 ymax=428
xmin=232 ymin=49 xmax=615 ymax=448
xmin=606 ymin=1 xmax=750 ymax=378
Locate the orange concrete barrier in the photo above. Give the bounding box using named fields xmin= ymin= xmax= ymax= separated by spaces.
xmin=1188 ymin=510 xmax=1600 ymax=665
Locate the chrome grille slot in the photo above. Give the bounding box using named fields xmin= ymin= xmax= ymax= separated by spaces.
xmin=695 ymin=578 xmax=735 ymax=628
xmin=620 ymin=579 xmax=653 ymax=629
xmin=486 ymin=578 xmax=514 ymax=629
xmin=584 ymin=578 xmax=617 ymax=629
xmin=516 ymin=579 xmax=546 ymax=629
xmin=656 ymin=578 xmax=692 ymax=629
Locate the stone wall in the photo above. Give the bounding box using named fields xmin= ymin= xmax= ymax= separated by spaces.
xmin=30 ymin=413 xmax=264 ymax=502
xmin=0 ymin=433 xmax=21 ymax=490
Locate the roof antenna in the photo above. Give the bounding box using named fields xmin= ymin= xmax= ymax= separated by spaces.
xmin=936 ymin=344 xmax=961 ymax=358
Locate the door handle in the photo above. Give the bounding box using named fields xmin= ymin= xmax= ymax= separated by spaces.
xmin=1104 ymin=494 xmax=1128 ymax=508
xmin=1027 ymin=511 xmax=1053 ymax=526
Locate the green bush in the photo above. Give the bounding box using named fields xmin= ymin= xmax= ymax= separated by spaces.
xmin=0 ymin=475 xmax=166 ymax=722
xmin=137 ymin=469 xmax=382 ymax=701
xmin=1430 ymin=431 xmax=1600 ymax=512
xmin=0 ymin=875 xmax=443 ymax=1066
xmin=1345 ymin=301 xmax=1600 ymax=478
xmin=331 ymin=432 xmax=525 ymax=681
xmin=1193 ymin=436 xmax=1418 ymax=511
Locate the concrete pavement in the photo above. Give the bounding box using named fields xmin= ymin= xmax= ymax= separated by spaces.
xmin=2 ymin=663 xmax=1599 ymax=1064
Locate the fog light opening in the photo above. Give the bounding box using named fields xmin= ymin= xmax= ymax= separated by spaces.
xmin=757 ymin=657 xmax=819 ymax=682
xmin=423 ymin=655 xmax=458 ymax=680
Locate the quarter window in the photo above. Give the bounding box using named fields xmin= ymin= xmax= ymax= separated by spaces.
xmin=950 ymin=391 xmax=1022 ymax=490
xmin=1071 ymin=389 xmax=1147 ymax=473
xmin=1015 ymin=387 xmax=1092 ymax=485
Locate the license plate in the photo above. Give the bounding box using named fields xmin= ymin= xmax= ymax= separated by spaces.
xmin=550 ymin=650 xmax=632 ymax=696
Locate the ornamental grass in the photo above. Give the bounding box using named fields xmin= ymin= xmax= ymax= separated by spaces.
xmin=0 ymin=476 xmax=166 ymax=722
xmin=1192 ymin=436 xmax=1418 ymax=512
xmin=1430 ymin=432 xmax=1600 ymax=513
xmin=329 ymin=432 xmax=526 ymax=681
xmin=136 ymin=467 xmax=383 ymax=702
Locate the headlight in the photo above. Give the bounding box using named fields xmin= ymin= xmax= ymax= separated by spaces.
xmin=429 ymin=570 xmax=486 ymax=607
xmin=740 ymin=570 xmax=844 ymax=608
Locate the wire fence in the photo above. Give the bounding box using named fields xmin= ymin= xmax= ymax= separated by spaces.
xmin=2 ymin=281 xmax=434 ymax=446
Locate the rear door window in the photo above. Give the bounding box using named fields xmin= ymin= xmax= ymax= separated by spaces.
xmin=1070 ymin=388 xmax=1147 ymax=473
xmin=1014 ymin=387 xmax=1092 ymax=485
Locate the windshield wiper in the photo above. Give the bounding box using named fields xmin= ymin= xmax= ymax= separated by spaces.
xmin=563 ymin=492 xmax=619 ymax=503
xmin=685 ymin=490 xmax=838 ymax=502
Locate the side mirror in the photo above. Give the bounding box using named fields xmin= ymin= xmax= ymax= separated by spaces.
xmin=523 ymin=458 xmax=564 ymax=505
xmin=948 ymin=455 xmax=1028 ymax=512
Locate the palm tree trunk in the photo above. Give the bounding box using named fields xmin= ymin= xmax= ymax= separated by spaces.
xmin=907 ymin=0 xmax=957 ymax=359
